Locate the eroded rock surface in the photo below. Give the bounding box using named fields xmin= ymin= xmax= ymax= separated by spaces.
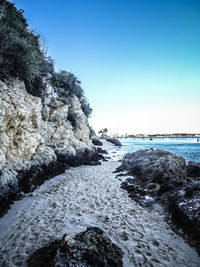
xmin=0 ymin=80 xmax=45 ymax=166
xmin=27 ymin=227 xmax=123 ymax=267
xmin=41 ymin=84 xmax=92 ymax=155
xmin=118 ymin=149 xmax=186 ymax=183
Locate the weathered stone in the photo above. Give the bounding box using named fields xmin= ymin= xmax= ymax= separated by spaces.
xmin=27 ymin=227 xmax=123 ymax=267
xmin=40 ymin=85 xmax=93 ymax=153
xmin=0 ymin=80 xmax=43 ymax=163
xmin=118 ymin=149 xmax=186 ymax=183
xmin=0 ymin=80 xmax=94 ymax=172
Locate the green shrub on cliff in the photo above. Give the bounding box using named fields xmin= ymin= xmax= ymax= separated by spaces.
xmin=0 ymin=0 xmax=52 ymax=96
xmin=89 ymin=126 xmax=96 ymax=138
xmin=67 ymin=107 xmax=78 ymax=129
xmin=51 ymin=71 xmax=83 ymax=97
xmin=51 ymin=70 xmax=92 ymax=117
xmin=80 ymin=98 xmax=92 ymax=117
xmin=0 ymin=0 xmax=92 ymax=116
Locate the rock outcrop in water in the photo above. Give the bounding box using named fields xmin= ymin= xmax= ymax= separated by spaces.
xmin=0 ymin=80 xmax=97 ymax=217
xmin=117 ymin=149 xmax=186 ymax=182
xmin=106 ymin=138 xmax=122 ymax=147
xmin=27 ymin=227 xmax=123 ymax=267
xmin=116 ymin=149 xmax=200 ymax=253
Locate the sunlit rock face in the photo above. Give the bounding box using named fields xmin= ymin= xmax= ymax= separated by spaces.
xmin=0 ymin=80 xmax=46 ymax=168
xmin=0 ymin=79 xmax=92 ymax=171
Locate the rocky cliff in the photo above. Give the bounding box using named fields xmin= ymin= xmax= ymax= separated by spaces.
xmin=0 ymin=79 xmax=95 ymax=216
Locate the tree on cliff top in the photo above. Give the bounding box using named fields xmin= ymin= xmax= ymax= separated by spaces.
xmin=98 ymin=128 xmax=108 ymax=134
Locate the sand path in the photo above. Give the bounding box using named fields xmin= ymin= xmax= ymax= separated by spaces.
xmin=0 ymin=143 xmax=200 ymax=266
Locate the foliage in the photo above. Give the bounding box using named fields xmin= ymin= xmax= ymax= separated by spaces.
xmin=67 ymin=107 xmax=78 ymax=129
xmin=0 ymin=0 xmax=92 ymax=115
xmin=0 ymin=0 xmax=52 ymax=96
xmin=51 ymin=71 xmax=83 ymax=97
xmin=25 ymin=56 xmax=54 ymax=97
xmin=89 ymin=126 xmax=96 ymax=138
xmin=80 ymin=98 xmax=93 ymax=117
xmin=51 ymin=70 xmax=92 ymax=117
xmin=98 ymin=128 xmax=108 ymax=134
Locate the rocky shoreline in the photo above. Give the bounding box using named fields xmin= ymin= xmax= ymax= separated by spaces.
xmin=0 ymin=148 xmax=105 ymax=218
xmin=0 ymin=142 xmax=199 ymax=266
xmin=115 ymin=149 xmax=200 ymax=254
xmin=2 ymin=2 xmax=199 ymax=265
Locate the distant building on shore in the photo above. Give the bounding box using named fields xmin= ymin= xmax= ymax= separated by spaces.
xmin=118 ymin=133 xmax=200 ymax=138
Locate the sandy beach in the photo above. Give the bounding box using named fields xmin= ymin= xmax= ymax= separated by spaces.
xmin=0 ymin=141 xmax=200 ymax=266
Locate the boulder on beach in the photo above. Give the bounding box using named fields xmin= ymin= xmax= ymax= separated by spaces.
xmin=118 ymin=149 xmax=186 ymax=183
xmin=27 ymin=227 xmax=123 ymax=267
xmin=106 ymin=138 xmax=122 ymax=147
xmin=92 ymin=139 xmax=103 ymax=146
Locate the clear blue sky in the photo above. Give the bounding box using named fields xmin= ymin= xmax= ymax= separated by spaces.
xmin=13 ymin=0 xmax=200 ymax=134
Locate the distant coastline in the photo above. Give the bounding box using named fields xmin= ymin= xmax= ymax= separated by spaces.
xmin=117 ymin=133 xmax=200 ymax=138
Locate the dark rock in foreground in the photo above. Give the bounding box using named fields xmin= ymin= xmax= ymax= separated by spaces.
xmin=117 ymin=149 xmax=200 ymax=254
xmin=27 ymin=227 xmax=123 ymax=267
xmin=106 ymin=138 xmax=122 ymax=147
xmin=92 ymin=139 xmax=103 ymax=146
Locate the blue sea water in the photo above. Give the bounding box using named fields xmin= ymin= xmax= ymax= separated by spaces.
xmin=118 ymin=137 xmax=200 ymax=162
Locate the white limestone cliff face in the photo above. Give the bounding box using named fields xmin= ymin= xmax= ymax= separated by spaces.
xmin=41 ymin=84 xmax=92 ymax=157
xmin=0 ymin=80 xmax=44 ymax=169
xmin=0 ymin=79 xmax=93 ymax=172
